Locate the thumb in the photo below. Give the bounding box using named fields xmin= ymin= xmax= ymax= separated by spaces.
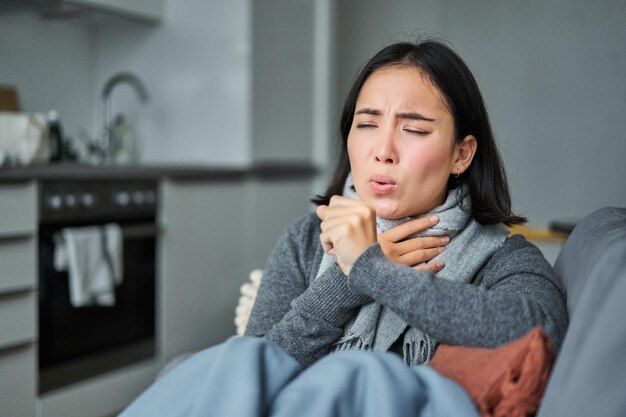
xmin=316 ymin=205 xmax=328 ymax=220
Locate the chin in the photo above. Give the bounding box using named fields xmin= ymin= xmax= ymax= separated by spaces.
xmin=373 ymin=202 xmax=407 ymax=220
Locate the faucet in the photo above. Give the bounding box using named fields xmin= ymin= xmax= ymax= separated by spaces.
xmin=97 ymin=72 xmax=149 ymax=162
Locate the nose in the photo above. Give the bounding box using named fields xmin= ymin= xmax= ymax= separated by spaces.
xmin=374 ymin=129 xmax=398 ymax=164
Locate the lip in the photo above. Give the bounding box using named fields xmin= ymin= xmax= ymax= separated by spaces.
xmin=369 ymin=175 xmax=397 ymax=195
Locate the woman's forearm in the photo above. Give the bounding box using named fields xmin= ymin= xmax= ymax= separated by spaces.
xmin=261 ymin=266 xmax=370 ymax=366
xmin=348 ymin=239 xmax=568 ymax=351
xmin=245 ymin=214 xmax=371 ymax=366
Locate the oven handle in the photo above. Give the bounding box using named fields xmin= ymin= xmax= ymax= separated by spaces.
xmin=121 ymin=223 xmax=159 ymax=239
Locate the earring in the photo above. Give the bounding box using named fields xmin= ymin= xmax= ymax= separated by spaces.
xmin=454 ymin=168 xmax=461 ymax=178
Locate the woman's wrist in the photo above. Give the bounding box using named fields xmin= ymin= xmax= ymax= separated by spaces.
xmin=292 ymin=264 xmax=371 ymax=327
xmin=346 ymin=243 xmax=391 ymax=296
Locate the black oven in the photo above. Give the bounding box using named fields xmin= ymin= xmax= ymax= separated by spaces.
xmin=38 ymin=179 xmax=157 ymax=394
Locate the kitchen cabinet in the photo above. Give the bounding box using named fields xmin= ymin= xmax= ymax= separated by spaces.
xmin=159 ymin=178 xmax=248 ymax=360
xmin=0 ymin=181 xmax=37 ymax=417
xmin=66 ymin=0 xmax=164 ymax=23
xmin=0 ymin=164 xmax=316 ymax=416
xmin=159 ymin=173 xmax=314 ymax=362
xmin=3 ymin=0 xmax=164 ymax=24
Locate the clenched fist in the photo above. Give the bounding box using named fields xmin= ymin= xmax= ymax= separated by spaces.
xmin=316 ymin=195 xmax=377 ymax=276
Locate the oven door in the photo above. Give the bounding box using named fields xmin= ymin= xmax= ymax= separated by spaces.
xmin=38 ymin=220 xmax=157 ymax=394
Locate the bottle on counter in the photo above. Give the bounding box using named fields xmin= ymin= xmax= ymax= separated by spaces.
xmin=47 ymin=110 xmax=63 ymax=163
xmin=110 ymin=113 xmax=139 ymax=164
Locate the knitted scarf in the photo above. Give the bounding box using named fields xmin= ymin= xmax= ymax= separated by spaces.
xmin=315 ymin=174 xmax=508 ymax=366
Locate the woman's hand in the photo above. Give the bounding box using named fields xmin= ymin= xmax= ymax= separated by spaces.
xmin=378 ymin=216 xmax=448 ymax=273
xmin=316 ymin=195 xmax=377 ymax=276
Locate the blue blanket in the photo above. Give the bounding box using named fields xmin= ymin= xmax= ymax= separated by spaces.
xmin=120 ymin=336 xmax=479 ymax=417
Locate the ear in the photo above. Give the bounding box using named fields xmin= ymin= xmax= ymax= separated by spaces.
xmin=452 ymin=135 xmax=477 ymax=175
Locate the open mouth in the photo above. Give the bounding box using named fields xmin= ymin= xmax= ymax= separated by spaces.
xmin=369 ymin=176 xmax=397 ymax=194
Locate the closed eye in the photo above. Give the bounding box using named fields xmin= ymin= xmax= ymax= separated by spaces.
xmin=404 ymin=128 xmax=430 ymax=136
xmin=356 ymin=123 xmax=377 ymax=129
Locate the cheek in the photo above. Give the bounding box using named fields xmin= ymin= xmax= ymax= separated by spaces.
xmin=347 ymin=136 xmax=366 ymax=169
xmin=404 ymin=143 xmax=452 ymax=175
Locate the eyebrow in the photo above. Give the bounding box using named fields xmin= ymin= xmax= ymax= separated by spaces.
xmin=355 ymin=107 xmax=435 ymax=122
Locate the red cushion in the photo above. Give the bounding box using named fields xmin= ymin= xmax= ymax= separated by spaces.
xmin=429 ymin=328 xmax=555 ymax=417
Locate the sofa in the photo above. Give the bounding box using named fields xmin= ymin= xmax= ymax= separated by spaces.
xmin=536 ymin=207 xmax=626 ymax=417
xmin=234 ymin=207 xmax=626 ymax=416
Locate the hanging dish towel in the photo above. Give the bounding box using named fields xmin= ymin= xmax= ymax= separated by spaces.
xmin=54 ymin=223 xmax=123 ymax=307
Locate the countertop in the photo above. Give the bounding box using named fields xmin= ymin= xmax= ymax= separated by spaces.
xmin=0 ymin=162 xmax=318 ymax=182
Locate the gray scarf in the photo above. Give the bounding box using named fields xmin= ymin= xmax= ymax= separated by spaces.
xmin=315 ymin=174 xmax=508 ymax=366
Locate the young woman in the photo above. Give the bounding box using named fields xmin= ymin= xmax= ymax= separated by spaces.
xmin=245 ymin=40 xmax=567 ymax=367
xmin=120 ymin=40 xmax=568 ymax=417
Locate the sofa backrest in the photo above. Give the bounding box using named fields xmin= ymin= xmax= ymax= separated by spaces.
xmin=553 ymin=207 xmax=626 ymax=315
xmin=538 ymin=207 xmax=626 ymax=417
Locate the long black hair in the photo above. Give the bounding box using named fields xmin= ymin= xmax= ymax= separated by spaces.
xmin=312 ymin=40 xmax=526 ymax=226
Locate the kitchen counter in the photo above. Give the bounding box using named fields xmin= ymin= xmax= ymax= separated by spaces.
xmin=0 ymin=162 xmax=318 ymax=182
xmin=0 ymin=160 xmax=318 ymax=417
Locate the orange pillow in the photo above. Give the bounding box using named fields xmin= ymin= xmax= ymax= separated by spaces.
xmin=429 ymin=328 xmax=555 ymax=417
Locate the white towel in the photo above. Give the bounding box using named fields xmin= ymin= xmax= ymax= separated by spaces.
xmin=54 ymin=224 xmax=124 ymax=307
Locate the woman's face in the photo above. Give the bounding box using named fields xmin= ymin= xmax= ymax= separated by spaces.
xmin=347 ymin=66 xmax=461 ymax=219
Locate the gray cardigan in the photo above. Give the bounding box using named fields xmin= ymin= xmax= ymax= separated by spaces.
xmin=245 ymin=212 xmax=568 ymax=367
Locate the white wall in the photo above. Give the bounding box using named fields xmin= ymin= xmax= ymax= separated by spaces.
xmin=0 ymin=1 xmax=252 ymax=166
xmin=0 ymin=10 xmax=95 ymax=138
xmin=92 ymin=0 xmax=251 ymax=165
xmin=1 ymin=1 xmax=334 ymax=170
xmin=92 ymin=0 xmax=251 ymax=166
xmin=336 ymin=0 xmax=626 ymax=226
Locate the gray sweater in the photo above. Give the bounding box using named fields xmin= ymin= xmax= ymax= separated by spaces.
xmin=245 ymin=212 xmax=568 ymax=367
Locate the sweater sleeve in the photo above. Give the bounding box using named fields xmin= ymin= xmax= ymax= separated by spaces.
xmin=245 ymin=213 xmax=371 ymax=367
xmin=347 ymin=235 xmax=569 ymax=352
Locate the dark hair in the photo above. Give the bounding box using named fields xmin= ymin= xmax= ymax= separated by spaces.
xmin=312 ymin=40 xmax=526 ymax=226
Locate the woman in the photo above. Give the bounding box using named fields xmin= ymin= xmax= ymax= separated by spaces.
xmin=120 ymin=40 xmax=568 ymax=417
xmin=245 ymin=40 xmax=567 ymax=367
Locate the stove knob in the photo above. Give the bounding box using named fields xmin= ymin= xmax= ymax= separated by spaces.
xmin=144 ymin=190 xmax=156 ymax=205
xmin=81 ymin=193 xmax=95 ymax=208
xmin=132 ymin=190 xmax=145 ymax=205
xmin=115 ymin=191 xmax=130 ymax=207
xmin=48 ymin=194 xmax=63 ymax=210
xmin=65 ymin=194 xmax=77 ymax=208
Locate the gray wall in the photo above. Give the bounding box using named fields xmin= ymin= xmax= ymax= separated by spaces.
xmin=336 ymin=0 xmax=626 ymax=226
xmin=1 ymin=0 xmax=328 ymax=168
xmin=1 ymin=1 xmax=252 ymax=166
xmin=93 ymin=0 xmax=252 ymax=165
xmin=0 ymin=10 xmax=96 ymax=139
xmin=251 ymin=0 xmax=314 ymax=163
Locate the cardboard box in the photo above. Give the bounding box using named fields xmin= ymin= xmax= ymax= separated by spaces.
xmin=0 ymin=86 xmax=20 ymax=112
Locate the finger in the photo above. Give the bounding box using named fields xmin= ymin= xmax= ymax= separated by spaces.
xmin=320 ymin=213 xmax=376 ymax=244
xmin=319 ymin=231 xmax=335 ymax=254
xmin=392 ymin=235 xmax=449 ymax=253
xmin=320 ymin=216 xmax=357 ymax=248
xmin=316 ymin=205 xmax=328 ymax=220
xmin=320 ymin=204 xmax=375 ymax=225
xmin=414 ymin=261 xmax=445 ymax=273
xmin=318 ymin=199 xmax=363 ymax=220
xmin=382 ymin=215 xmax=439 ymax=243
xmin=319 ymin=215 xmax=350 ymax=232
xmin=328 ymin=194 xmax=361 ymax=207
xmin=400 ymin=247 xmax=444 ymax=265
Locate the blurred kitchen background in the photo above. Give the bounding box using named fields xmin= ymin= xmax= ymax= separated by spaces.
xmin=0 ymin=0 xmax=624 ymax=416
